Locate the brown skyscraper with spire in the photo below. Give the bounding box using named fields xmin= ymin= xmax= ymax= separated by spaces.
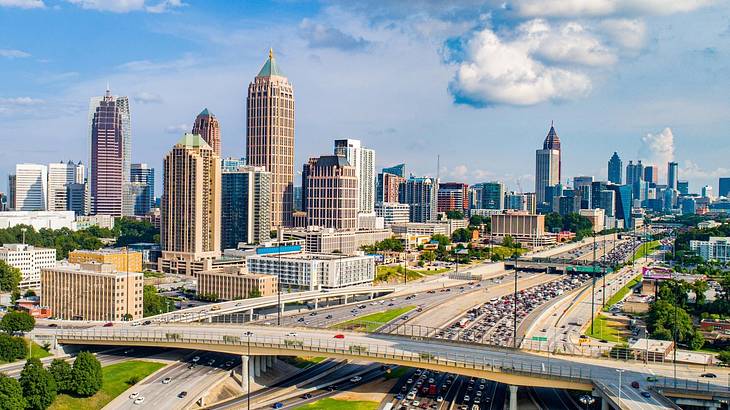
xmin=246 ymin=49 xmax=295 ymax=228
xmin=192 ymin=108 xmax=221 ymax=156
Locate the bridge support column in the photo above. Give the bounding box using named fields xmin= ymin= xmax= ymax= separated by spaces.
xmin=601 ymin=397 xmax=608 ymax=410
xmin=253 ymin=356 xmax=262 ymax=377
xmin=314 ymin=298 xmax=318 ymax=309
xmin=260 ymin=356 xmax=268 ymax=373
xmin=240 ymin=355 xmax=249 ymax=391
xmin=267 ymin=355 xmax=274 ymax=367
xmin=509 ymin=385 xmax=518 ymax=410
xmin=247 ymin=309 xmax=254 ymax=321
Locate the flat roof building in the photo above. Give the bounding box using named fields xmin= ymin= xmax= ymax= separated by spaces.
xmin=690 ymin=237 xmax=730 ymax=263
xmin=197 ymin=267 xmax=277 ymax=301
xmin=0 ymin=244 xmax=56 ymax=289
xmin=68 ymin=248 xmax=143 ymax=273
xmin=247 ymin=253 xmax=375 ymax=290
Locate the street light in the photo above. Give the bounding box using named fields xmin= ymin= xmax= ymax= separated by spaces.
xmin=244 ymin=331 xmax=253 ymax=410
xmin=591 ymin=233 xmax=596 ymax=335
xmin=616 ymin=369 xmax=625 ymax=407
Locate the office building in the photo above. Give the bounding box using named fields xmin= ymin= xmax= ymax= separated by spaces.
xmin=7 ymin=175 xmax=16 ymax=210
xmin=579 ymin=208 xmax=605 ymax=232
xmin=437 ymin=182 xmax=469 ymax=213
xmin=247 ymin=253 xmax=375 ymax=290
xmin=607 ymin=184 xmax=633 ymax=227
xmin=246 ymin=49 xmax=295 ymax=228
xmin=599 ymin=189 xmax=616 ymax=217
xmin=197 ymin=267 xmax=277 ymax=301
xmin=302 ymin=155 xmax=358 ymax=230
xmin=0 ymin=192 xmax=6 ymax=211
xmin=47 ymin=161 xmax=84 ymax=212
xmin=301 ymin=227 xmax=392 ymax=254
xmin=491 ymin=212 xmax=553 ymax=245
xmin=334 ymin=139 xmax=376 ymax=214
xmin=702 ymin=185 xmax=713 ymax=200
xmin=399 ymin=176 xmax=438 ymax=223
xmin=375 ymin=202 xmax=410 ymax=228
xmin=68 ymin=248 xmax=142 ymax=273
xmin=678 ymin=180 xmax=689 ymax=195
xmin=535 ymin=123 xmax=561 ymax=204
xmin=89 ymin=87 xmax=132 ymax=217
xmin=293 ymin=186 xmax=303 ymax=211
xmin=130 ymin=163 xmax=154 ymax=216
xmin=0 ymin=244 xmax=56 ymax=289
xmin=221 ymin=165 xmax=272 ymax=248
xmin=573 ymin=176 xmax=593 ymax=209
xmin=719 ymin=178 xmax=730 ymax=198
xmin=524 ymin=192 xmax=537 ymax=214
xmin=40 ymin=262 xmax=143 ymax=321
xmin=391 ymin=219 xmax=467 ymax=237
xmin=644 ymin=165 xmax=659 ymax=185
xmin=608 ymin=152 xmax=622 ymax=184
xmin=66 ymin=183 xmax=87 ymax=216
xmin=382 ymin=164 xmax=406 ymax=178
xmin=472 ymin=181 xmax=505 ymax=210
xmin=667 ymin=161 xmax=679 ymax=191
xmin=0 ymin=211 xmax=76 ymax=230
xmin=690 ymin=237 xmax=730 ymax=263
xmin=160 ymin=133 xmax=222 ymax=276
xmin=75 ymin=214 xmax=115 ymax=230
xmin=192 ymin=108 xmax=221 ymax=156
xmin=590 ymin=181 xmax=608 ymax=209
xmin=13 ymin=164 xmax=48 ymax=211
xmin=505 ymin=192 xmax=527 ymax=211
xmin=376 ymin=172 xmax=404 ymax=203
xmin=222 ymin=157 xmax=247 ymax=172
xmin=626 ymin=160 xmax=644 ymax=186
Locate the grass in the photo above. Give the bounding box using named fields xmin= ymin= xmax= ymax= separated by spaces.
xmin=143 ymin=271 xmax=165 ymax=278
xmin=293 ymin=398 xmax=379 ymax=410
xmin=375 ymin=266 xmax=427 ymax=283
xmin=333 ymin=306 xmax=416 ymax=332
xmin=586 ymin=314 xmax=628 ymax=343
xmin=49 ymin=360 xmax=166 ymax=410
xmin=29 ymin=340 xmax=51 ymax=359
xmin=632 ymin=240 xmax=660 ymax=261
xmin=279 ymin=356 xmax=326 ymax=369
xmin=603 ymin=274 xmax=643 ymax=311
xmin=385 ymin=366 xmax=412 ymax=380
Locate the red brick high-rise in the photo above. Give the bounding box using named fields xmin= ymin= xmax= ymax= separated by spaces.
xmin=192 ymin=108 xmax=221 ymax=156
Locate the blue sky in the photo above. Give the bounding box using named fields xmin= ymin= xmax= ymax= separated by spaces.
xmin=1 ymin=0 xmax=728 ymax=196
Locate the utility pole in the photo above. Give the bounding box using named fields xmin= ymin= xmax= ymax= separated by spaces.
xmin=602 ymin=236 xmax=607 ymax=308
xmin=513 ymin=267 xmax=518 ymax=348
xmin=591 ymin=233 xmax=596 ymax=334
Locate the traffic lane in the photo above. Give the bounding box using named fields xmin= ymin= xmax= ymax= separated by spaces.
xmin=275 ymin=367 xmax=385 ymax=409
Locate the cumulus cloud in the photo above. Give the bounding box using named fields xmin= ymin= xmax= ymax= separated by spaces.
xmin=598 ymin=19 xmax=646 ymax=50
xmin=522 ymin=20 xmax=617 ymax=66
xmin=639 ymin=127 xmax=674 ymax=167
xmin=511 ymin=0 xmax=713 ymax=17
xmin=0 ymin=49 xmax=31 ymax=58
xmin=449 ymin=22 xmax=593 ymax=106
xmin=134 ymin=91 xmax=163 ymax=104
xmin=680 ymin=160 xmax=730 ymax=180
xmin=65 ymin=0 xmax=183 ymax=13
xmin=0 ymin=0 xmax=44 ymax=8
xmin=0 ymin=97 xmax=45 ymax=116
xmin=165 ymin=124 xmax=189 ymax=134
xmin=299 ymin=19 xmax=371 ymax=52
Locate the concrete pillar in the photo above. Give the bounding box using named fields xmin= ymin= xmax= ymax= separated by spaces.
xmin=509 ymin=385 xmax=518 ymax=410
xmin=267 ymin=355 xmax=274 ymax=367
xmin=601 ymin=396 xmax=608 ymax=410
xmin=247 ymin=309 xmax=254 ymax=321
xmin=240 ymin=355 xmax=249 ymax=391
xmin=254 ymin=356 xmax=261 ymax=377
xmin=314 ymin=298 xmax=318 ymax=309
xmin=280 ymin=303 xmax=285 ymax=313
xmin=260 ymin=356 xmax=268 ymax=373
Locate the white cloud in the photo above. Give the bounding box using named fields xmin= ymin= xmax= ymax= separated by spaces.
xmin=638 ymin=127 xmax=674 ymax=166
xmin=65 ymin=0 xmax=183 ymax=13
xmin=118 ymin=55 xmax=197 ymax=72
xmin=165 ymin=124 xmax=189 ymax=134
xmin=598 ymin=19 xmax=646 ymax=50
xmin=145 ymin=0 xmax=184 ymax=13
xmin=0 ymin=0 xmax=44 ymax=8
xmin=511 ymin=0 xmax=713 ymax=17
xmin=134 ymin=92 xmax=163 ymax=104
xmin=450 ymin=22 xmax=592 ymax=106
xmin=0 ymin=97 xmax=44 ymax=106
xmin=0 ymin=49 xmax=31 ymax=58
xmin=299 ymin=18 xmax=371 ymax=51
xmin=520 ymin=20 xmax=617 ymax=66
xmin=680 ymin=160 xmax=730 ymax=180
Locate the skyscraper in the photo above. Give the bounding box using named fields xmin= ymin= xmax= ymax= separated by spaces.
xmin=608 ymin=152 xmax=622 ymax=184
xmin=160 ymin=133 xmax=221 ymax=275
xmin=7 ymin=175 xmax=15 ymax=210
xmin=47 ymin=161 xmax=84 ymax=212
xmin=437 ymin=182 xmax=469 ymax=213
xmin=89 ymin=87 xmax=131 ymax=217
xmin=667 ymin=161 xmax=679 ymax=190
xmin=382 ymin=164 xmax=406 ymax=178
xmin=719 ymin=177 xmax=730 ymax=198
xmin=246 ymin=49 xmax=295 ymax=228
xmin=399 ymin=177 xmax=438 ymax=223
xmin=302 ymin=155 xmax=358 ymax=230
xmin=535 ymin=123 xmax=561 ymax=205
xmin=221 ymin=165 xmax=271 ymax=248
xmin=334 ymin=139 xmax=376 ymax=214
xmin=376 ymin=172 xmax=403 ymax=203
xmin=472 ymin=181 xmax=505 ymax=210
xmin=192 ymin=108 xmax=221 ymax=157
xmin=643 ymin=165 xmax=659 ymax=185
xmin=130 ymin=163 xmax=154 ymax=216
xmin=13 ymin=164 xmax=47 ymax=211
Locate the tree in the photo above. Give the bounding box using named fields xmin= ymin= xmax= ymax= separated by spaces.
xmin=451 ymin=228 xmax=474 ymax=243
xmin=48 ymin=359 xmax=74 ymax=393
xmin=143 ymin=285 xmax=174 ymax=316
xmin=23 ymin=289 xmax=37 ymax=298
xmin=693 ymin=280 xmax=709 ymax=306
xmin=0 ymin=260 xmax=21 ymax=293
xmin=0 ymin=311 xmax=35 ymax=334
xmin=0 ymin=374 xmax=26 ymax=410
xmin=718 ymin=351 xmax=730 ymax=366
xmin=0 ymin=334 xmax=27 ymax=362
xmin=646 ymin=299 xmax=703 ymax=350
xmin=72 ymin=352 xmax=102 ymax=396
xmin=545 ymin=213 xmax=563 ymax=233
xmin=10 ymin=290 xmax=20 ymax=306
xmin=431 ymin=234 xmax=451 ymax=247
xmin=446 ymin=210 xmax=464 ymax=220
xmin=248 ymin=288 xmax=262 ymax=299
xmin=115 ymin=217 xmax=159 ymax=246
xmin=19 ymin=358 xmax=56 ymax=410
xmin=502 ymin=235 xmax=515 ymax=248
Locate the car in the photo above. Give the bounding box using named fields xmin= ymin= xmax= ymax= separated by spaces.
xmin=600 ymin=339 xmax=609 ymax=343
xmin=48 ymin=323 xmax=58 ymax=328
xmin=646 ymin=376 xmax=658 ymax=382
xmin=177 ymin=391 xmax=188 ymax=398
xmin=309 ymin=312 xmax=317 ymax=316
xmin=133 ymin=397 xmax=145 ymax=405
xmin=412 ymin=400 xmax=420 ymax=406
xmin=103 ymin=322 xmax=114 ymax=327
xmin=631 ymin=381 xmax=640 ymax=389
xmin=350 ymin=376 xmax=362 ymax=383
xmin=463 ymin=395 xmax=470 ymax=402
xmin=297 ymin=317 xmax=305 ymax=322
xmin=641 ymin=391 xmax=651 ymax=398
xmin=436 ymin=396 xmax=443 ymax=402
xmin=273 ymin=402 xmax=284 ymax=409
xmin=406 ymin=378 xmax=413 ymax=384
xmin=192 ymin=356 xmax=200 ymax=362
xmin=129 ymin=392 xmax=140 ymax=399
xmin=286 ymin=332 xmax=297 ymax=337
xmin=333 ymin=334 xmax=345 ymax=339
xmin=325 ymin=314 xmax=333 ymax=319
xmin=302 ymin=393 xmax=312 ymax=399
xmin=396 ymin=394 xmax=404 ymax=400
xmin=162 ymin=377 xmax=172 ymax=384
xmin=142 ymin=320 xmax=151 ymax=325
xmin=701 ymin=373 xmax=717 ymax=378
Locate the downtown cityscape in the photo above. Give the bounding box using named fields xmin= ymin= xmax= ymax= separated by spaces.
xmin=0 ymin=1 xmax=730 ymax=410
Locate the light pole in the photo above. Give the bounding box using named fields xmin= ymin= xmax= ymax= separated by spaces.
xmin=591 ymin=234 xmax=596 ymax=335
xmin=616 ymin=369 xmax=625 ymax=407
xmin=513 ymin=265 xmax=518 ymax=348
xmin=602 ymin=235 xmax=607 ymax=308
xmin=244 ymin=331 xmax=253 ymax=410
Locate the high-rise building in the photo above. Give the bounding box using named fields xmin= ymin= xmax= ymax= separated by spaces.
xmin=334 ymin=139 xmax=376 ymax=214
xmin=608 ymin=152 xmax=622 ymax=184
xmin=246 ymin=49 xmax=295 ymax=228
xmin=160 ymin=133 xmax=221 ymax=275
xmin=590 ymin=181 xmax=608 ymax=209
xmin=47 ymin=161 xmax=84 ymax=212
xmin=573 ymin=176 xmax=593 ymax=209
xmin=66 ymin=183 xmax=87 ymax=216
xmin=524 ymin=192 xmax=537 ymax=214
xmin=221 ymin=165 xmax=272 ymax=248
xmin=643 ymin=165 xmax=659 ymax=185
xmin=192 ymin=108 xmax=221 ymax=157
xmin=375 ymin=202 xmax=410 ymax=227
xmin=702 ymin=185 xmax=713 ymax=200
xmin=376 ymin=172 xmax=403 ymax=203
xmin=472 ymin=181 xmax=505 ymax=210
xmin=437 ymin=182 xmax=469 ymax=213
xmin=13 ymin=164 xmax=48 ymax=211
xmin=599 ymin=190 xmax=616 ymax=217
xmin=399 ymin=177 xmax=438 ymax=223
xmin=0 ymin=244 xmax=56 ymax=289
xmin=130 ymin=163 xmax=154 ymax=216
xmin=382 ymin=164 xmax=406 ymax=178
xmin=68 ymin=248 xmax=143 ymax=273
xmin=302 ymin=155 xmax=358 ymax=230
xmin=607 ymin=184 xmax=633 ymax=227
xmin=222 ymin=157 xmax=247 ymax=172
xmin=89 ymin=87 xmax=131 ymax=217
xmin=667 ymin=161 xmax=679 ymax=191
xmin=505 ymin=192 xmax=527 ymax=211
xmin=720 ymin=178 xmax=730 ymax=198
xmin=7 ymin=175 xmax=16 ymax=210
xmin=677 ymin=180 xmax=689 ymax=195
xmin=535 ymin=123 xmax=561 ymax=205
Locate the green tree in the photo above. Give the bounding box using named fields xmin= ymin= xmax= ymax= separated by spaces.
xmin=0 ymin=374 xmax=26 ymax=410
xmin=431 ymin=234 xmax=451 ymax=247
xmin=72 ymin=352 xmax=102 ymax=396
xmin=143 ymin=285 xmax=174 ymax=316
xmin=0 ymin=260 xmax=21 ymax=293
xmin=446 ymin=210 xmax=464 ymax=220
xmin=693 ymin=280 xmax=709 ymax=306
xmin=19 ymin=358 xmax=56 ymax=410
xmin=502 ymin=235 xmax=515 ymax=248
xmin=646 ymin=299 xmax=703 ymax=350
xmin=115 ymin=217 xmax=159 ymax=246
xmin=48 ymin=359 xmax=74 ymax=393
xmin=248 ymin=288 xmax=262 ymax=299
xmin=718 ymin=351 xmax=730 ymax=366
xmin=9 ymin=290 xmax=20 ymax=306
xmin=0 ymin=334 xmax=27 ymax=362
xmin=451 ymin=228 xmax=474 ymax=243
xmin=23 ymin=289 xmax=37 ymax=298
xmin=0 ymin=311 xmax=35 ymax=334
xmin=545 ymin=213 xmax=563 ymax=233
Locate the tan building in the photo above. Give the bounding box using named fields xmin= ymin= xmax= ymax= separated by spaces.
xmin=302 ymin=155 xmax=358 ymax=230
xmin=247 ymin=49 xmax=295 ymax=228
xmin=40 ymin=262 xmax=143 ymax=321
xmin=192 ymin=108 xmax=221 ymax=156
xmin=160 ymin=133 xmax=221 ymax=276
xmin=579 ymin=208 xmax=605 ymax=232
xmin=197 ymin=266 xmax=277 ymax=301
xmin=69 ymin=248 xmax=142 ymax=273
xmin=492 ymin=211 xmax=546 ymax=241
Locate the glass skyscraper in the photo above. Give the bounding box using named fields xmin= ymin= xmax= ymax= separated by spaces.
xmin=130 ymin=163 xmax=154 ymax=216
xmin=608 ymin=152 xmax=622 ymax=184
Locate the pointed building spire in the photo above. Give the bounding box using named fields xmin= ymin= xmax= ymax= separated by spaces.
xmin=269 ymin=47 xmax=274 ymax=60
xmin=257 ymin=48 xmax=284 ymax=78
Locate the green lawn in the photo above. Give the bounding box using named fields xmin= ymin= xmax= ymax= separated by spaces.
xmin=279 ymin=356 xmax=326 ymax=369
xmin=603 ymin=274 xmax=642 ymax=311
xmin=293 ymin=398 xmax=379 ymax=410
xmin=385 ymin=366 xmax=412 ymax=380
xmin=333 ymin=306 xmax=416 ymax=332
xmin=49 ymin=360 xmax=166 ymax=410
xmin=586 ymin=314 xmax=628 ymax=343
xmin=632 ymin=240 xmax=660 ymax=261
xmin=29 ymin=340 xmax=51 ymax=359
xmin=375 ymin=266 xmax=424 ymax=283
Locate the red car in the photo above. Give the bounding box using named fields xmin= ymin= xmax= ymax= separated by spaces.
xmin=631 ymin=381 xmax=640 ymax=389
xmin=333 ymin=334 xmax=345 ymax=339
xmin=103 ymin=322 xmax=114 ymax=327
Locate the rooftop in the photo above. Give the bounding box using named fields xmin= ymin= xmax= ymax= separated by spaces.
xmin=257 ymin=48 xmax=284 ymax=78
xmin=176 ymin=133 xmax=212 ymax=149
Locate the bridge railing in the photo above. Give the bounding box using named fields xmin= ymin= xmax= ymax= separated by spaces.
xmin=56 ymin=328 xmax=593 ymax=384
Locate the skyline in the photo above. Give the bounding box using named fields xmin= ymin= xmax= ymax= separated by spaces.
xmin=1 ymin=0 xmax=729 ymax=194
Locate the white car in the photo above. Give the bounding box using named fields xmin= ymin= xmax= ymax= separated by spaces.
xmin=134 ymin=397 xmax=145 ymax=405
xmin=129 ymin=392 xmax=140 ymax=399
xmin=162 ymin=377 xmax=172 ymax=384
xmin=350 ymin=376 xmax=362 ymax=383
xmin=286 ymin=332 xmax=297 ymax=337
xmin=192 ymin=356 xmax=200 ymax=363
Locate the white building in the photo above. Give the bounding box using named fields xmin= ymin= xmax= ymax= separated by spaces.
xmin=375 ymin=202 xmax=410 ymax=227
xmin=301 ymin=227 xmax=392 ymax=254
xmin=0 ymin=211 xmax=76 ymax=231
xmin=246 ymin=253 xmax=375 ymax=290
xmin=0 ymin=244 xmax=57 ymax=289
xmin=13 ymin=164 xmax=48 ymax=211
xmin=47 ymin=161 xmax=85 ymax=212
xmin=334 ymin=139 xmax=376 ymax=214
xmin=690 ymin=237 xmax=730 ymax=262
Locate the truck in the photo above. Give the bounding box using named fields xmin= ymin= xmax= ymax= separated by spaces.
xmin=429 ymin=384 xmax=437 ymax=396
